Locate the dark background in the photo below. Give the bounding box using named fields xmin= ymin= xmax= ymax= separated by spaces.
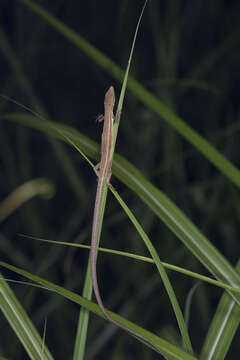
xmin=0 ymin=0 xmax=240 ymax=359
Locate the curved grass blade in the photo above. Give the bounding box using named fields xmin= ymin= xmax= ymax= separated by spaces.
xmin=0 ymin=272 xmax=54 ymax=360
xmin=200 ymin=260 xmax=240 ymax=360
xmin=18 ymin=234 xmax=240 ymax=296
xmin=110 ymin=186 xmax=193 ymax=353
xmin=0 ymin=179 xmax=54 ymax=223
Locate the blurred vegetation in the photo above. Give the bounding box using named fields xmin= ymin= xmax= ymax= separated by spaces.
xmin=0 ymin=0 xmax=240 ymax=359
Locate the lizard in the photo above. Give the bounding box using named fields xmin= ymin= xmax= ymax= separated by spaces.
xmin=90 ymin=86 xmax=165 ymax=357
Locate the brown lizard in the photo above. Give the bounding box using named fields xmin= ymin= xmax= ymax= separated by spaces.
xmin=90 ymin=86 xmax=165 ymax=356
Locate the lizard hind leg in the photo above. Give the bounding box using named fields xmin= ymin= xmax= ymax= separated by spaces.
xmin=93 ymin=162 xmax=101 ymax=177
xmin=106 ymin=170 xmax=112 ymax=185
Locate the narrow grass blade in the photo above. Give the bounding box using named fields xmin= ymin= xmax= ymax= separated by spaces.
xmin=0 ymin=179 xmax=54 ymax=223
xmin=110 ymin=186 xmax=193 ymax=353
xmin=200 ymin=260 xmax=240 ymax=360
xmin=73 ymin=260 xmax=92 ymax=360
xmin=0 ymin=272 xmax=54 ymax=360
xmin=18 ymin=234 xmax=240 ymax=296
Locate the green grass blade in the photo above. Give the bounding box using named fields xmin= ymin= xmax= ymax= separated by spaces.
xmin=110 ymin=186 xmax=193 ymax=353
xmin=200 ymin=260 xmax=240 ymax=360
xmin=0 ymin=272 xmax=54 ymax=360
xmin=0 ymin=261 xmax=197 ymax=360
xmin=18 ymin=0 xmax=240 ymax=188
xmin=0 ymin=179 xmax=54 ymax=223
xmin=18 ymin=234 xmax=240 ymax=296
xmin=73 ymin=260 xmax=92 ymax=360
